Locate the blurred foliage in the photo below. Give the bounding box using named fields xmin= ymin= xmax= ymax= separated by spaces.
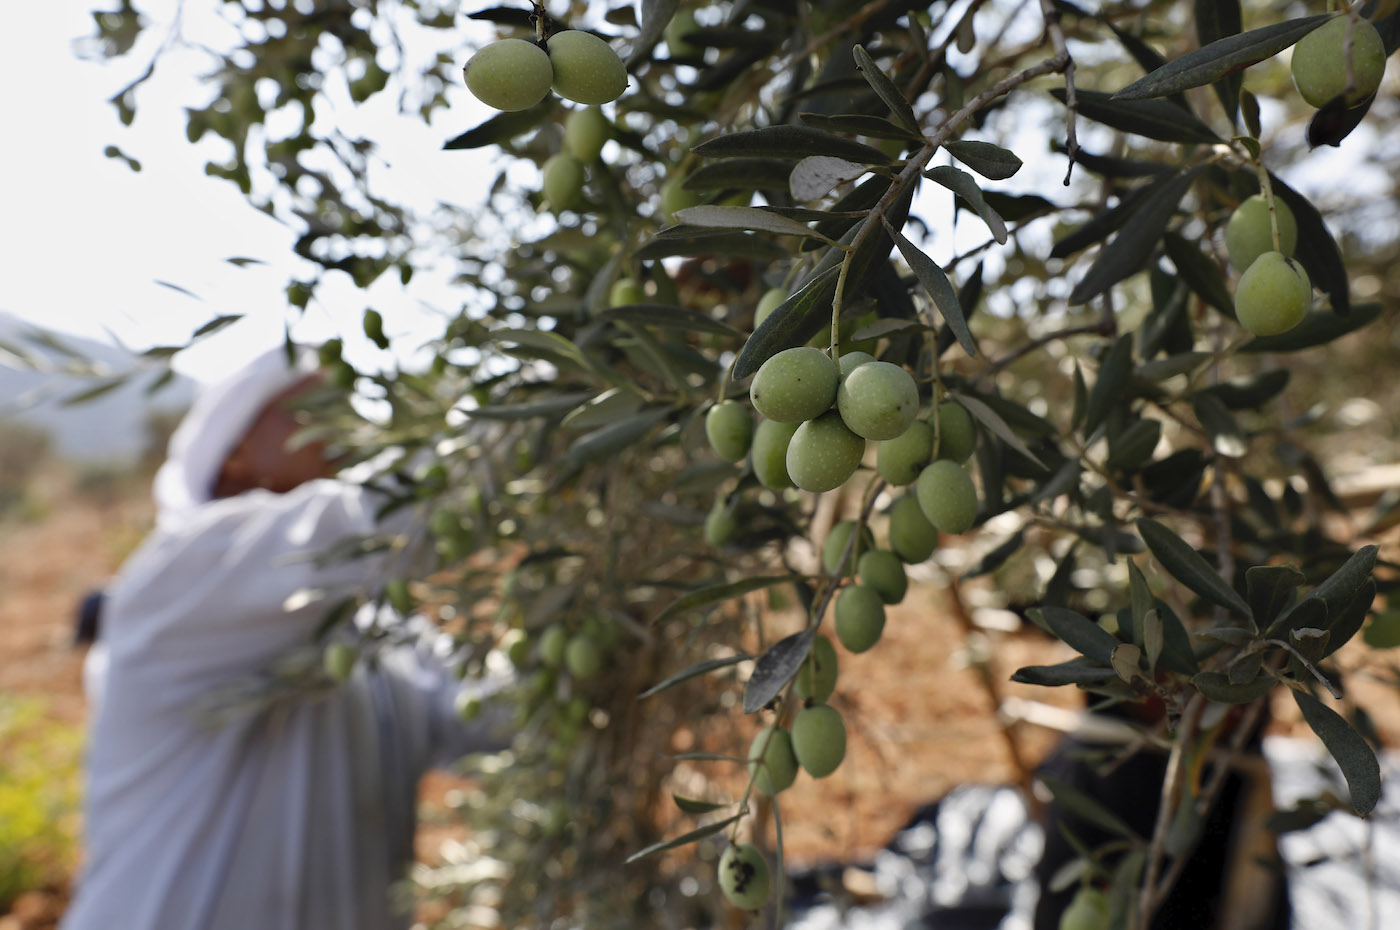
xmin=0 ymin=698 xmax=83 ymax=910
xmin=0 ymin=420 xmax=52 ymax=520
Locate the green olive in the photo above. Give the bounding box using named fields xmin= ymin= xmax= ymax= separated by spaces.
xmin=834 ymin=583 xmax=886 ymax=653
xmin=857 ymin=549 xmax=908 ymax=604
xmin=1291 ymin=16 xmax=1386 ymax=108
xmin=563 ymin=106 xmax=611 ymax=162
xmin=786 ymin=412 xmax=865 ymax=493
xmin=705 ymin=399 xmax=753 ymax=462
xmin=753 ymin=287 xmax=787 ymax=330
xmin=791 ymin=703 xmax=846 ymax=778
xmin=542 ymin=153 xmax=586 ymax=212
xmin=822 ymin=520 xmax=872 ymax=577
xmin=565 ymin=634 xmax=604 ymax=679
xmin=877 ymin=420 xmax=934 ymax=485
xmin=916 ymin=460 xmax=978 ymax=535
xmin=322 ymin=642 xmax=356 ymax=682
xmin=749 ymin=347 xmax=839 ymax=423
xmin=547 ymin=30 xmax=628 ymax=105
xmin=934 ymin=401 xmax=976 ymax=463
xmin=794 ymin=634 xmax=838 ymax=702
xmin=464 ymin=38 xmax=554 ymax=111
xmin=659 ymin=175 xmax=703 ymax=222
xmin=703 ymin=497 xmax=739 ymax=547
xmin=836 ymin=361 xmax=919 ymax=441
xmin=888 ymin=493 xmax=939 ymax=563
xmin=1225 ymin=194 xmax=1297 ymax=273
xmin=747 ymin=726 xmax=798 ymax=795
xmin=665 ymin=8 xmax=702 ymax=59
xmin=1234 ymin=251 xmax=1311 ymax=336
xmin=609 ymin=277 xmax=647 ymax=307
xmin=717 ymin=842 xmax=770 ymax=909
xmin=749 ymin=418 xmax=799 ymax=490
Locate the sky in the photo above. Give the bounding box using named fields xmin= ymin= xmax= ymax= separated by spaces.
xmin=0 ymin=2 xmax=500 ymax=382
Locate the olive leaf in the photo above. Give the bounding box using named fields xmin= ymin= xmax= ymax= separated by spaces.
xmin=1038 ymin=773 xmax=1143 ymax=841
xmin=1012 ymin=659 xmax=1120 ymax=687
xmin=640 ymin=654 xmax=752 ymax=699
xmin=884 ymin=220 xmax=980 ymax=358
xmin=852 ymin=45 xmax=921 ymax=134
xmin=1034 ymin=606 xmax=1119 ymax=664
xmin=1245 ymin=564 xmax=1305 ymax=630
xmin=596 ymin=303 xmax=744 ymax=337
xmin=1240 ymin=304 xmax=1380 ymax=352
xmin=1136 ymin=517 xmax=1253 ymax=618
xmin=653 ymin=574 xmax=801 ymax=624
xmin=1069 ymin=166 xmax=1204 ymax=305
xmin=693 ymin=125 xmax=892 ymax=164
xmin=1052 ymin=89 xmax=1222 ymax=145
xmin=630 ymin=0 xmax=682 ymax=65
xmin=624 ymin=814 xmax=743 ymax=864
xmin=681 ymin=158 xmax=796 ymax=192
xmin=948 ymin=391 xmax=1047 ymax=470
xmin=635 ymin=227 xmax=792 ymax=260
xmin=1113 ymin=15 xmax=1333 ymax=101
xmin=732 ymin=265 xmax=842 ymax=380
xmin=443 ymin=101 xmax=552 ymax=149
xmin=799 ymin=112 xmax=923 ymax=141
xmin=789 ymin=155 xmax=871 ymax=201
xmin=1195 ymin=0 xmax=1244 ymax=122
xmin=743 ymin=628 xmax=817 ymax=713
xmin=1081 ymin=334 xmax=1133 ymax=439
xmin=563 ymin=407 xmax=674 ymax=468
xmin=1192 ymin=670 xmax=1274 ymax=704
xmin=671 ymin=795 xmax=730 ymax=815
xmin=943 ymin=140 xmax=1022 ymax=180
xmin=1292 ymin=690 xmax=1382 ymax=816
xmin=924 ymin=165 xmax=1008 ymax=244
xmin=1163 ymin=231 xmax=1234 ymax=315
xmin=674 ymin=205 xmax=845 ymax=248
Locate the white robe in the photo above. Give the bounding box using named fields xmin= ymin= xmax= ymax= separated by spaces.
xmin=62 ymin=476 xmax=507 ymax=930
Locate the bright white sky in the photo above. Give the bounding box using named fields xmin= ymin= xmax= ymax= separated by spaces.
xmin=0 ymin=2 xmax=500 ymax=382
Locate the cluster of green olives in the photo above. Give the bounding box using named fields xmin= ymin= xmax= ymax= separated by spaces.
xmin=475 ymin=616 xmax=613 ymax=766
xmin=1225 ymin=14 xmax=1389 ymax=338
xmin=1225 ymin=194 xmax=1311 ymax=337
xmin=716 ymin=656 xmax=846 ymax=909
xmin=704 ymin=304 xmax=980 ymax=538
xmin=464 ymin=30 xmax=627 ymax=112
xmin=539 ymin=105 xmax=613 ymax=212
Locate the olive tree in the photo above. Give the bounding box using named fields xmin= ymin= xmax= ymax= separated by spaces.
xmin=82 ymin=1 xmax=1400 ymax=928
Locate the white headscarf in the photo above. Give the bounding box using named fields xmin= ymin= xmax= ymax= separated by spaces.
xmin=152 ymin=344 xmax=319 ymax=531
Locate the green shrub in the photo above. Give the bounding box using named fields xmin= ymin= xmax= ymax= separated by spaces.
xmin=0 ymin=697 xmax=82 ymax=909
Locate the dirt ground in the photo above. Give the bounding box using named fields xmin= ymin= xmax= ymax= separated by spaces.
xmin=3 ymin=466 xmax=1399 ymax=928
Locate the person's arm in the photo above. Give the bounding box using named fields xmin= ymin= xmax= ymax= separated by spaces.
xmin=101 ymin=477 xmax=426 ymax=704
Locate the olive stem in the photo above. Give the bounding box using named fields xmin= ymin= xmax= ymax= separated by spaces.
xmin=1136 ymin=692 xmax=1205 ymax=930
xmin=1254 ymin=160 xmax=1282 ymax=255
xmin=1263 ymin=639 xmax=1344 ymax=698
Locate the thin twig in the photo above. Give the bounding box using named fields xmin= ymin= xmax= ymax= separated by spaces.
xmin=1263 ymin=640 xmax=1343 ymax=698
xmin=831 ymin=50 xmax=1073 ymax=332
xmin=1145 ymin=696 xmax=1269 ymax=917
xmin=1136 ymin=692 xmax=1204 ymax=930
xmin=984 ymin=321 xmax=1110 ymax=375
xmin=1038 ymin=0 xmax=1079 ymax=185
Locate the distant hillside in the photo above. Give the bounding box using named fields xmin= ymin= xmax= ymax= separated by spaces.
xmin=0 ymin=313 xmax=194 ymax=463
